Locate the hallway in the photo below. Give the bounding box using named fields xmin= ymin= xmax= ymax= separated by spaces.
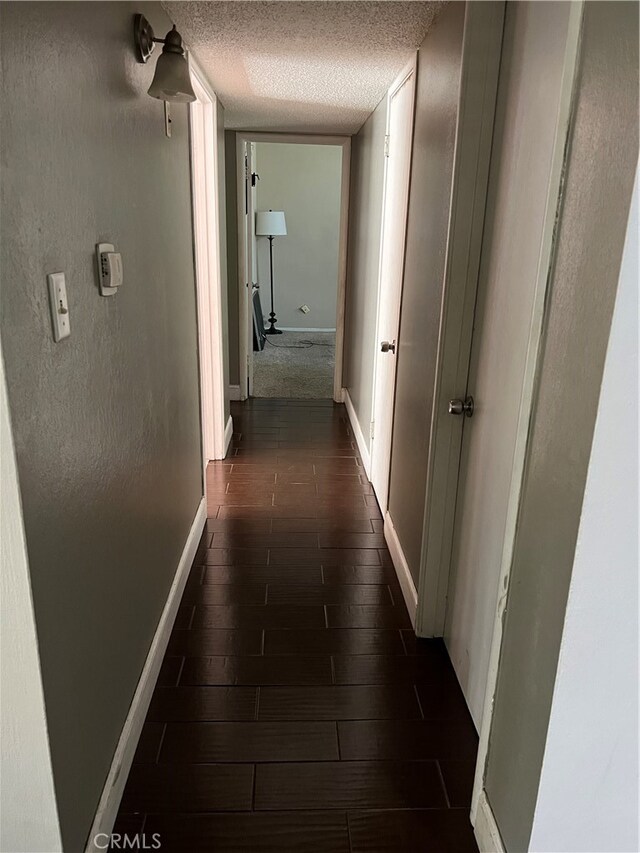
xmin=115 ymin=399 xmax=478 ymax=851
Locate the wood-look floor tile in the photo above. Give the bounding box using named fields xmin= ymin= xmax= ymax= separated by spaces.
xmin=210 ymin=533 xmax=318 ymax=548
xmin=208 ymin=495 xmax=274 ymax=507
xmin=347 ymin=809 xmax=478 ymax=852
xmin=115 ymin=401 xmax=479 ymax=845
xmin=332 ymin=655 xmax=458 ymax=686
xmin=270 ymin=548 xmax=381 ymax=566
xmin=203 ymin=565 xmax=323 ymax=584
xmin=181 ymin=584 xmax=267 ymax=605
xmin=180 ymin=655 xmax=333 ymax=686
xmin=322 ymin=566 xmax=399 ymax=585
xmin=316 ymin=483 xmax=374 ymax=495
xmin=438 ymin=760 xmax=477 ymax=807
xmin=146 ymin=686 xmax=257 ymax=722
xmin=133 ymin=721 xmax=165 ymax=763
xmin=270 ymin=517 xmax=375 ymax=533
xmin=267 ymin=584 xmax=392 ymax=605
xmin=110 ymin=813 xmax=145 ymax=843
xmin=142 ymin=812 xmax=350 ymax=852
xmin=264 ymin=628 xmax=405 ymax=656
xmin=415 ymin=684 xmax=475 ymax=722
xmin=338 ymin=720 xmax=478 ymax=761
xmin=202 ymin=548 xmax=269 ymax=565
xmin=318 ymin=532 xmax=386 ymax=548
xmin=157 ymin=656 xmax=184 ymax=686
xmin=173 ymin=605 xmax=194 ymax=629
xmin=190 ymin=604 xmax=326 ymax=629
xmin=120 ymin=764 xmax=254 ymax=812
xmin=167 ymin=629 xmax=263 ymax=656
xmin=326 ymin=605 xmax=411 ymax=628
xmin=254 ymin=761 xmax=446 ymax=810
xmin=160 ymin=721 xmax=339 ymax=762
xmin=206 ymin=519 xmax=272 ymax=533
xmin=216 ymin=506 xmax=316 ymax=519
xmin=258 ymin=685 xmax=422 ymax=721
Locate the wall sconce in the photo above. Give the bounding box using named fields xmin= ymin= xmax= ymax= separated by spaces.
xmin=134 ymin=14 xmax=196 ymax=103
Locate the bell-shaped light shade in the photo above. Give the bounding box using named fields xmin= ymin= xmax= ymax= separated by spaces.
xmin=148 ymin=51 xmax=196 ymax=103
xmin=256 ymin=210 xmax=287 ymax=237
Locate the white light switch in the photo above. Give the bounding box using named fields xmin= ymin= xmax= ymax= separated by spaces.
xmin=47 ymin=272 xmax=70 ymax=341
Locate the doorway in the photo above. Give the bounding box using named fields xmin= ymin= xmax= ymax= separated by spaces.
xmin=236 ymin=133 xmax=351 ymax=402
xmin=369 ymin=58 xmax=417 ymax=513
xmin=251 ymin=142 xmax=342 ymax=399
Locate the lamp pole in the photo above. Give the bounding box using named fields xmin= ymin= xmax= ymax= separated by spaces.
xmin=265 ymin=234 xmax=282 ymax=335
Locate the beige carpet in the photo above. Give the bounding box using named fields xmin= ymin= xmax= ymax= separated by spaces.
xmin=252 ymin=331 xmax=335 ymax=398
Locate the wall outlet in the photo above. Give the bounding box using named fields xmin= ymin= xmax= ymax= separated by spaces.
xmin=299 ymin=304 xmax=310 ymax=314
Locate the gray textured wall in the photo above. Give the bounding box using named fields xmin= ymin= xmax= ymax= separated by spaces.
xmin=255 ymin=143 xmax=342 ymax=330
xmin=343 ymin=96 xmax=388 ymax=444
xmin=0 ymin=3 xmax=203 ymax=849
xmin=387 ymin=3 xmax=465 ymax=584
xmin=485 ymin=3 xmax=639 ymax=849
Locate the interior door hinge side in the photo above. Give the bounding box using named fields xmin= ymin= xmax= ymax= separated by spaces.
xmin=384 ymin=135 xmax=390 ymax=158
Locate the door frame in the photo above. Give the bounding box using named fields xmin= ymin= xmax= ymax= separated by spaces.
xmin=189 ymin=61 xmax=229 ymax=465
xmin=470 ymin=6 xmax=584 ymax=847
xmin=369 ymin=55 xmax=418 ymax=514
xmin=235 ymin=132 xmax=351 ymax=403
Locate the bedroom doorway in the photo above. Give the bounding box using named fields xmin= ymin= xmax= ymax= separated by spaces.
xmin=236 ymin=133 xmax=351 ymax=401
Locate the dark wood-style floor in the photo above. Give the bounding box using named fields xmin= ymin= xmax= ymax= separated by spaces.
xmin=115 ymin=399 xmax=479 ymax=852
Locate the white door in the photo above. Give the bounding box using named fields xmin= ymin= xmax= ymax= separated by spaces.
xmin=370 ymin=62 xmax=416 ymax=510
xmin=444 ymin=1 xmax=581 ymax=729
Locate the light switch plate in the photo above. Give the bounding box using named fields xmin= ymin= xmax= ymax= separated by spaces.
xmin=47 ymin=272 xmax=70 ymax=341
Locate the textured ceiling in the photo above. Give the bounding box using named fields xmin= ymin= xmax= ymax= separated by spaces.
xmin=163 ymin=2 xmax=443 ymax=133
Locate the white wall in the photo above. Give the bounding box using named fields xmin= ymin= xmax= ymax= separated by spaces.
xmin=255 ymin=142 xmax=342 ymax=329
xmin=343 ymin=97 xmax=388 ymax=445
xmin=529 ymin=167 xmax=639 ymax=853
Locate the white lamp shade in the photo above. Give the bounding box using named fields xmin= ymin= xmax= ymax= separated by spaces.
xmin=148 ymin=51 xmax=196 ymax=103
xmin=256 ymin=210 xmax=287 ymax=236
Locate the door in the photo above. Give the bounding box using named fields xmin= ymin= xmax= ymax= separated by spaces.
xmin=443 ymin=0 xmax=582 ymax=730
xmin=370 ymin=61 xmax=416 ymax=511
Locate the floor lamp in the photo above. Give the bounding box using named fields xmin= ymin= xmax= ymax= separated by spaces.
xmin=256 ymin=210 xmax=287 ymax=335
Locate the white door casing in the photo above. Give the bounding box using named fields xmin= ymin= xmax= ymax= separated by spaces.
xmin=190 ymin=63 xmax=227 ymax=462
xmin=370 ymin=58 xmax=417 ymax=512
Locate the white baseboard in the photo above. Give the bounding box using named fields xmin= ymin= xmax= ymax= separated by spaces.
xmin=343 ymin=389 xmax=371 ymax=479
xmin=228 ymin=384 xmax=241 ymax=401
xmin=474 ymin=789 xmax=506 ymax=853
xmin=278 ymin=327 xmax=337 ymax=333
xmin=85 ymin=498 xmax=206 ymax=853
xmin=224 ymin=415 xmax=233 ymax=456
xmin=384 ymin=511 xmax=418 ymax=627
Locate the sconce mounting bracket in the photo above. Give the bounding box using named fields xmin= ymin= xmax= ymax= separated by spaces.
xmin=134 ymin=14 xmax=156 ymax=64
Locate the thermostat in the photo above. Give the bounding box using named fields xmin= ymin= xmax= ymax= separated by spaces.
xmin=96 ymin=243 xmax=123 ymax=296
